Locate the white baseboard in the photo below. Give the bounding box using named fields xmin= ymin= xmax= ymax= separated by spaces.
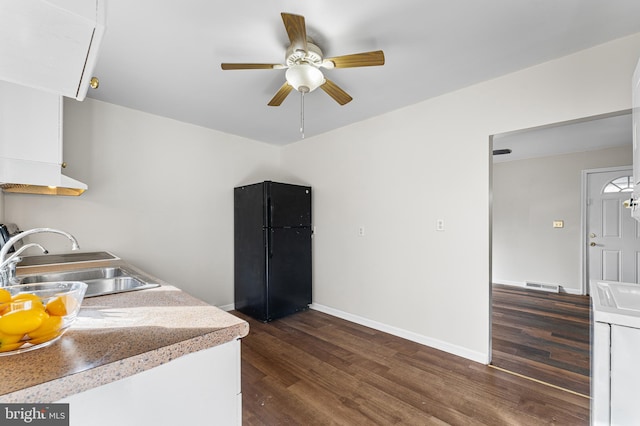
xmin=493 ymin=280 xmax=584 ymax=295
xmin=218 ymin=303 xmax=235 ymax=312
xmin=309 ymin=303 xmax=489 ymax=365
xmin=560 ymin=287 xmax=584 ymax=295
xmin=493 ymin=280 xmax=525 ymax=287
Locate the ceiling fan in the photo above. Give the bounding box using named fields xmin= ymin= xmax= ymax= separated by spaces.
xmin=220 ymin=12 xmax=385 ymax=108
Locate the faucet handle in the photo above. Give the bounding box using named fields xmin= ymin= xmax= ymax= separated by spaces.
xmin=0 ymin=256 xmax=21 ymax=287
xmin=5 ymin=257 xmax=21 ymax=286
xmin=0 ymin=243 xmax=48 ymax=287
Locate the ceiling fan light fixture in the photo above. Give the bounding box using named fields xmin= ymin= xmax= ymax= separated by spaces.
xmin=286 ymin=64 xmax=324 ymax=93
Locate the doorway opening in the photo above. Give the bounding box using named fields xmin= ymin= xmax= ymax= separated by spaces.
xmin=489 ymin=111 xmax=632 ymax=396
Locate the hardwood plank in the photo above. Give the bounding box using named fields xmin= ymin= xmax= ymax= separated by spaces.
xmin=235 ymin=309 xmax=589 ymax=425
xmin=491 ymin=284 xmax=591 ymax=396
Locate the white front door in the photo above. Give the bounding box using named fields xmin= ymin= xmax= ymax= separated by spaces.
xmin=587 ymin=167 xmax=639 ymax=285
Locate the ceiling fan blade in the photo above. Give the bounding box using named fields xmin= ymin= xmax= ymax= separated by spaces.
xmin=268 ymin=82 xmax=293 ymax=106
xmin=221 ymin=63 xmax=282 ymax=70
xmin=281 ymin=13 xmax=308 ymax=53
xmin=320 ymin=79 xmax=352 ymax=105
xmin=324 ymin=50 xmax=385 ymax=68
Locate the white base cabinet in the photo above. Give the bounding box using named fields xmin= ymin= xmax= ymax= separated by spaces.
xmin=610 ymin=325 xmax=640 ymax=425
xmin=592 ymin=322 xmax=611 ymax=426
xmin=592 ymin=322 xmax=640 ymax=425
xmin=59 ymin=339 xmax=242 ymax=426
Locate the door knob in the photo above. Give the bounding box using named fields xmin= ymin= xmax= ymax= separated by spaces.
xmin=590 ymin=242 xmax=596 ymax=247
xmin=589 ymin=233 xmax=596 ymax=238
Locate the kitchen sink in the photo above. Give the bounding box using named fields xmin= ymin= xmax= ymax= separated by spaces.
xmin=18 ymin=266 xmax=161 ymax=297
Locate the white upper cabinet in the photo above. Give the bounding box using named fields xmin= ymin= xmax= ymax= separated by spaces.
xmin=0 ymin=0 xmax=105 ymax=101
xmin=0 ymin=80 xmax=61 ymax=164
xmin=0 ymin=80 xmax=87 ymax=194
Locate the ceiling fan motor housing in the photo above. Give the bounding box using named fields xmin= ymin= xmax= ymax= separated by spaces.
xmin=285 ymin=41 xmax=324 ymax=67
xmin=285 ymin=41 xmax=325 ymax=92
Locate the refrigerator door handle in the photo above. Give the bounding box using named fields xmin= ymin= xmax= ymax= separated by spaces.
xmin=266 ymin=197 xmax=273 ymax=258
xmin=266 ymin=197 xmax=272 ymax=228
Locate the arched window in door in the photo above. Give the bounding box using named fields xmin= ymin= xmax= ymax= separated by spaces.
xmin=603 ymin=175 xmax=634 ymax=193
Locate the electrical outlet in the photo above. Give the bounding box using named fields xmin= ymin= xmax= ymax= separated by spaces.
xmin=358 ymin=226 xmax=365 ymax=236
xmin=553 ymin=220 xmax=564 ymax=228
xmin=436 ymin=219 xmax=445 ymax=231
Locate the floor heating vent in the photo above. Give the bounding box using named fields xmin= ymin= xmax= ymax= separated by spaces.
xmin=524 ymin=281 xmax=560 ymax=293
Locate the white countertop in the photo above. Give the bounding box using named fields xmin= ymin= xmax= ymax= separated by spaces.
xmin=591 ymin=280 xmax=640 ymax=328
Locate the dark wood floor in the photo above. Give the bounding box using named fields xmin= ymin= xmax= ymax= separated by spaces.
xmin=491 ymin=284 xmax=591 ymax=397
xmin=234 ymin=309 xmax=589 ymax=425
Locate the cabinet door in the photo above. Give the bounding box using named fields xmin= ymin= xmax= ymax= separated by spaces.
xmin=591 ymin=322 xmax=611 ymax=426
xmin=0 ymin=0 xmax=103 ymax=100
xmin=60 ymin=340 xmax=242 ymax=426
xmin=611 ymin=325 xmax=640 ymax=425
xmin=0 ymin=81 xmax=62 ymax=164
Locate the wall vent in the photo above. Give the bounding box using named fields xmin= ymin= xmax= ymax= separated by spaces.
xmin=524 ymin=281 xmax=560 ymax=293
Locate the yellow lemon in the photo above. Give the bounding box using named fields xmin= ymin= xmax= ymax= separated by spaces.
xmin=0 ymin=341 xmax=25 ymax=353
xmin=0 ymin=288 xmax=11 ymax=304
xmin=28 ymin=330 xmax=62 ymax=346
xmin=0 ymin=289 xmax=12 ymax=315
xmin=45 ymin=296 xmax=69 ymax=316
xmin=28 ymin=314 xmax=62 ymax=340
xmin=11 ymin=293 xmax=44 ymax=310
xmin=0 ymin=332 xmax=24 ymax=345
xmin=0 ymin=308 xmax=46 ymax=335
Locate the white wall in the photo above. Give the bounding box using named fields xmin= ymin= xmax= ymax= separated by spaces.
xmin=4 ymin=33 xmax=640 ymax=364
xmin=493 ymin=146 xmax=632 ymax=294
xmin=279 ymin=33 xmax=640 ymax=362
xmin=3 ymin=99 xmax=281 ymax=306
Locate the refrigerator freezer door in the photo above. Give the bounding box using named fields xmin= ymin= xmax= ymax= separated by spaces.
xmin=266 ymin=227 xmax=312 ymax=321
xmin=267 ymin=182 xmax=311 ymax=228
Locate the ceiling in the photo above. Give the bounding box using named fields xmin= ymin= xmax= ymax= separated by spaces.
xmin=88 ymin=1 xmax=640 ymax=145
xmin=492 ymin=113 xmax=633 ymax=163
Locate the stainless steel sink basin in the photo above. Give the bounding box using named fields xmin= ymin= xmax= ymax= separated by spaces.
xmin=18 ymin=266 xmax=160 ymax=297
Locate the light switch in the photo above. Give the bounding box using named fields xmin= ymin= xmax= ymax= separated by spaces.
xmin=553 ymin=220 xmax=564 ymax=228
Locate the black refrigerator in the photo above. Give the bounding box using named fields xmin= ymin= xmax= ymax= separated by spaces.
xmin=234 ymin=181 xmax=312 ymax=322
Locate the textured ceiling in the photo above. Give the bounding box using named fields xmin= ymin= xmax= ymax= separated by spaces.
xmin=88 ymin=0 xmax=640 ymax=145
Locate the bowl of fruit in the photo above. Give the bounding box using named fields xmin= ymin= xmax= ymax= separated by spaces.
xmin=0 ymin=281 xmax=87 ymax=355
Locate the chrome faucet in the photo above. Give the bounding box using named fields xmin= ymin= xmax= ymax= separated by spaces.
xmin=0 ymin=228 xmax=80 ymax=287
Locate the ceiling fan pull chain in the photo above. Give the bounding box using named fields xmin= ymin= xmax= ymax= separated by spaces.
xmin=300 ymin=91 xmax=305 ymax=138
